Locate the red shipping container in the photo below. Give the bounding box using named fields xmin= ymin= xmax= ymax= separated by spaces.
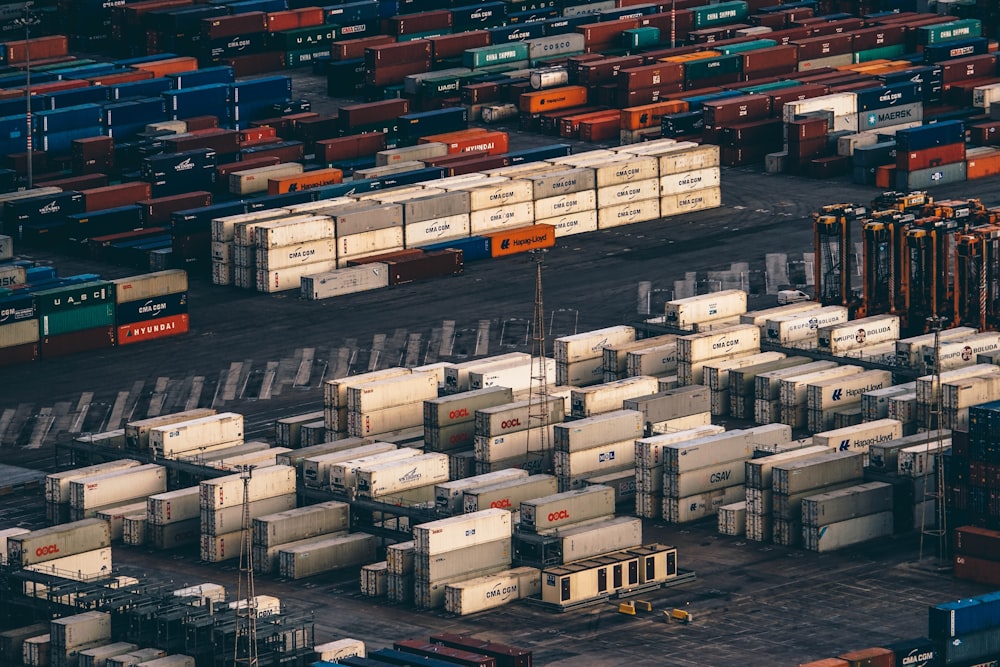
xmin=580 ymin=116 xmax=620 ymax=142
xmin=791 ymin=33 xmax=853 ymax=60
xmin=41 ymin=326 xmax=115 ymax=358
xmin=577 ymin=19 xmax=641 ymax=48
xmin=216 ymin=156 xmax=281 ymax=179
xmin=617 ymin=62 xmax=685 ymax=91
xmin=852 ymin=25 xmax=906 ymax=52
xmin=427 ymin=32 xmax=490 ymax=62
xmin=954 ymin=554 xmax=1000 ymax=586
xmin=389 ymin=10 xmax=451 ymax=36
xmin=117 ymin=314 xmax=189 ymax=346
xmin=579 ymin=56 xmax=645 ymax=86
xmin=742 ymin=45 xmax=799 ymax=76
xmin=137 ymin=191 xmax=213 ymax=225
xmin=340 ymin=99 xmax=410 ymax=129
xmin=82 ymin=182 xmax=152 ymax=212
xmin=896 ymin=143 xmax=966 ymax=171
xmin=703 ymin=94 xmax=772 ymax=126
xmin=333 ymin=35 xmax=395 ymax=61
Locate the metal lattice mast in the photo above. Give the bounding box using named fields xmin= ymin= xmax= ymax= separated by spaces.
xmin=527 ymin=252 xmax=551 ymax=462
xmin=234 ymin=465 xmax=258 ymax=667
xmin=919 ymin=317 xmax=948 ymax=564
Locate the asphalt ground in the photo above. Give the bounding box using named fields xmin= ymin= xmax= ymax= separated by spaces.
xmin=0 ymin=66 xmax=998 ymax=666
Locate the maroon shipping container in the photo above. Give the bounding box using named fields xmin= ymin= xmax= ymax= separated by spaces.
xmin=719 ymin=118 xmax=782 ymax=145
xmin=40 ymin=326 xmax=115 ymax=359
xmin=852 ymin=25 xmax=906 ymax=52
xmin=395 ymin=640 xmax=496 ymax=667
xmin=941 ymin=55 xmax=1000 ymax=84
xmin=82 ymin=182 xmax=152 ymax=212
xmin=577 ymin=19 xmax=641 ymax=48
xmin=578 ymin=56 xmax=645 ymax=86
xmin=333 ymin=35 xmax=394 ymax=61
xmin=791 ymin=33 xmax=853 ymax=60
xmin=955 ymin=554 xmax=1000 ymax=586
xmin=367 ymin=61 xmax=432 ymax=87
xmin=36 ymin=173 xmax=109 ymax=190
xmin=366 ymin=41 xmax=432 ymax=66
xmin=742 ymin=45 xmax=798 ymax=77
xmin=836 ymin=648 xmax=893 ymax=667
xmin=807 ymin=155 xmax=850 ymax=178
xmin=0 ymin=342 xmax=37 ymax=367
xmin=439 ymin=154 xmax=510 ymax=176
xmin=897 ymin=143 xmax=966 ymax=171
xmin=429 ymin=634 xmax=532 ymax=667
xmin=387 ymin=249 xmax=463 ymax=285
xmin=955 ymin=525 xmax=1000 ymax=560
xmin=769 ymin=84 xmax=830 ymax=110
xmin=165 ymin=129 xmax=240 ymax=154
xmin=461 ymin=82 xmax=502 ymax=105
xmin=787 ymin=117 xmax=829 ymax=141
xmin=137 ymin=191 xmax=213 ymax=225
xmin=428 ymin=31 xmax=490 ymax=62
xmin=617 ymin=62 xmax=684 ymax=91
xmin=242 ymin=142 xmax=304 ymax=163
xmin=339 ymin=100 xmax=409 ymax=130
xmin=225 ymin=52 xmax=286 ymax=77
xmin=347 ymin=249 xmax=424 ymax=266
xmin=389 ymin=10 xmax=451 ymax=36
xmin=216 ymin=156 xmax=281 ymax=179
xmin=202 ymin=12 xmax=267 ymax=39
xmin=314 ymin=133 xmax=386 ymax=163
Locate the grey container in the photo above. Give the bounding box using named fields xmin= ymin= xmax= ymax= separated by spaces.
xmin=895 ymin=161 xmax=966 ymax=190
xmin=252 ymin=501 xmax=349 ymax=548
xmin=279 ymin=533 xmax=377 ymax=580
xmin=772 ymin=451 xmax=865 ymax=495
xmin=801 ymin=481 xmax=894 ymax=527
xmin=403 ymin=191 xmax=471 ymax=224
xmin=423 ymin=386 xmax=513 ymax=429
xmin=623 ymin=386 xmax=710 ymax=424
xmin=414 ymin=538 xmax=510 ymax=581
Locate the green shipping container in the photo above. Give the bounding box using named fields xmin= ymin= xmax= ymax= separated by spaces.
xmin=34 ymin=281 xmax=113 ymax=314
xmin=691 ymin=1 xmax=749 ymax=29
xmin=285 ymin=47 xmax=332 ymax=67
xmin=463 ymin=43 xmax=530 ymax=69
xmin=270 ymin=26 xmax=338 ymax=51
xmin=740 ymin=79 xmax=801 ymax=94
xmin=624 ymin=27 xmax=660 ymax=50
xmin=41 ymin=302 xmax=114 ymax=336
xmin=853 ymin=45 xmax=907 ymax=64
xmin=719 ymin=38 xmax=777 ymax=55
xmin=916 ymin=19 xmax=981 ymax=45
xmin=684 ymin=54 xmax=742 ymax=82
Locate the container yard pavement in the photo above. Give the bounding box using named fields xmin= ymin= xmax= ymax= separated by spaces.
xmin=1 ymin=489 xmax=985 ymax=667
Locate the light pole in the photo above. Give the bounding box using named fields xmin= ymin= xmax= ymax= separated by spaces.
xmin=15 ymin=2 xmax=41 ymax=190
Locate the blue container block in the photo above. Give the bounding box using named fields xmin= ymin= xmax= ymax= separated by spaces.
xmin=40 ymin=86 xmax=110 ymax=110
xmin=489 ymin=22 xmax=545 ymax=44
xmin=34 ymin=104 xmax=103 ymax=133
xmin=110 ymin=78 xmax=172 ymax=101
xmin=322 ymin=0 xmax=379 ymax=25
xmin=507 ymin=144 xmax=571 ymax=164
xmin=896 ymin=120 xmax=965 ymax=152
xmin=166 ymin=66 xmax=234 ymax=90
xmin=420 ymin=236 xmax=491 ymax=261
xmin=162 ymin=84 xmax=230 ymax=120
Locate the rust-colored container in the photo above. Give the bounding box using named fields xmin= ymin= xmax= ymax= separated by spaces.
xmin=792 ymin=33 xmax=853 ymax=60
xmin=203 ymin=12 xmax=267 ymax=39
xmin=216 ymin=156 xmax=281 ymax=179
xmin=37 ymin=173 xmax=109 ymax=191
xmin=1 ymin=35 xmax=68 ymax=64
xmin=333 ymin=35 xmax=395 ymax=61
xmin=314 ymin=133 xmax=386 ymax=163
xmin=427 ymin=31 xmax=491 ymax=63
xmin=387 ymin=249 xmax=463 ymax=286
xmin=0 ymin=342 xmax=37 ymax=367
xmin=617 ymin=62 xmax=684 ymax=91
xmin=267 ymin=168 xmax=343 ymax=195
xmin=366 ymin=41 xmax=432 ymax=66
xmin=620 ymin=100 xmax=689 ymax=130
xmin=165 ymin=129 xmax=240 ymax=154
xmin=40 ymin=326 xmax=115 ymax=359
xmin=137 ymin=191 xmax=213 ymax=225
xmin=580 ymin=116 xmax=620 ymax=142
xmin=82 ymin=182 xmax=153 ymax=212
xmin=340 ymin=99 xmax=409 ymax=130
xmin=389 ymin=10 xmax=451 ymax=36
xmin=484 ymin=223 xmax=555 ymax=258
xmin=578 ymin=56 xmax=644 ymax=86
xmin=896 ymin=143 xmax=966 ymax=171
xmin=86 ymin=70 xmax=155 ymax=86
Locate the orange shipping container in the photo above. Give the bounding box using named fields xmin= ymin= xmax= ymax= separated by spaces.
xmin=132 ymin=56 xmax=199 ymax=78
xmin=485 ymin=223 xmax=556 ymax=258
xmin=620 ymin=100 xmax=689 ymax=130
xmin=519 ymin=86 xmax=588 ymax=114
xmin=267 ymin=167 xmax=343 ymax=194
xmin=967 ymin=151 xmax=1000 ymax=179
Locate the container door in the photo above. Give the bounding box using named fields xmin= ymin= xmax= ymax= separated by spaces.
xmin=666 ymin=550 xmax=677 ymax=576
xmin=629 ymin=559 xmax=638 ymax=586
xmin=560 ymin=576 xmax=571 ymax=602
xmin=597 ymin=567 xmax=607 ymax=593
xmin=613 ymin=564 xmax=623 ymax=589
xmin=645 ymin=555 xmax=656 ymax=583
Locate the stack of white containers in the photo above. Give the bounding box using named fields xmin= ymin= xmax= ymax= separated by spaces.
xmin=147 ymin=486 xmax=200 ymax=550
xmin=253 ymin=215 xmax=337 ymax=293
xmin=412 ymin=508 xmax=513 ymax=609
xmin=553 ymin=410 xmax=643 ymax=492
xmin=443 ymin=176 xmax=534 ymax=235
xmin=800 ymin=481 xmax=895 ymax=552
xmin=676 ymin=323 xmax=761 ymax=387
xmin=45 ymin=460 xmax=141 ymax=524
xmin=661 ymin=424 xmax=792 ymax=523
xmin=743 ymin=444 xmax=832 ymax=542
xmin=423 ymin=387 xmax=513 ymax=454
xmin=770 ymin=450 xmax=865 ymax=547
xmin=324 ymin=367 xmax=412 ymax=438
xmin=634 ymin=425 xmax=725 ymax=519
xmin=473 ymin=396 xmax=564 ymax=475
xmin=554 ymin=325 xmax=635 ymax=387
xmin=665 ymin=290 xmax=748 ymax=333
xmin=616 ymin=142 xmax=722 ymax=219
xmin=49 ymin=612 xmax=111 ymax=667
xmin=346 ymin=371 xmax=438 ymax=438
xmin=778 ymin=365 xmax=862 ymax=430
xmin=68 ymin=464 xmax=166 ymax=522
xmin=251 ymin=501 xmax=350 ymax=574
xmin=147 ymin=412 xmax=245 ymax=459
xmin=199 ymin=465 xmax=296 ymax=563
xmin=569 ymin=376 xmax=660 ymax=419
xmin=520 ymin=167 xmax=597 ymax=238
xmin=386 ymin=540 xmax=415 ymax=604
xmin=278 ymin=532 xmax=376 ymax=580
